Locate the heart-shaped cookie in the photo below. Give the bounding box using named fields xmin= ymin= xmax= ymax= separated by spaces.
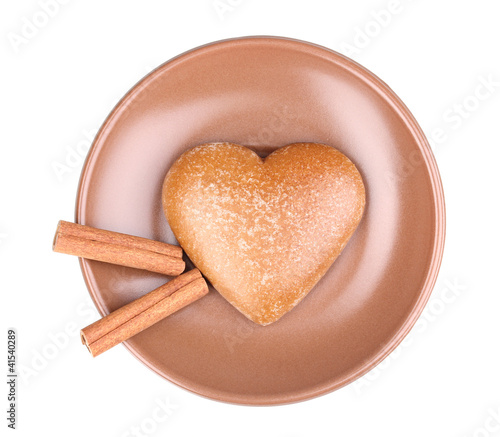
xmin=162 ymin=143 xmax=365 ymax=325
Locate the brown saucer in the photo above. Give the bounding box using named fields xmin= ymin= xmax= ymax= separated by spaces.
xmin=76 ymin=36 xmax=445 ymax=405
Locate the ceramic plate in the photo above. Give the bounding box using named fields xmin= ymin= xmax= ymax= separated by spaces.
xmin=76 ymin=36 xmax=445 ymax=405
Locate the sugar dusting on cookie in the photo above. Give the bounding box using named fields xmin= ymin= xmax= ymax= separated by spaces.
xmin=162 ymin=142 xmax=365 ymax=325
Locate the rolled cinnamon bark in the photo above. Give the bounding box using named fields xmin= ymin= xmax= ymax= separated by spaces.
xmin=81 ymin=269 xmax=208 ymax=357
xmin=53 ymin=221 xmax=185 ymax=276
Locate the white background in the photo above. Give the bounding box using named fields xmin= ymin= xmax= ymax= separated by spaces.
xmin=1 ymin=1 xmax=499 ymax=436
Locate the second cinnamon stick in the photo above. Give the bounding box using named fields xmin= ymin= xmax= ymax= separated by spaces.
xmin=81 ymin=269 xmax=208 ymax=357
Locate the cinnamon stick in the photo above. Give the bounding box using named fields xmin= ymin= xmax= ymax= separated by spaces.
xmin=53 ymin=221 xmax=184 ymax=276
xmin=81 ymin=269 xmax=208 ymax=357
